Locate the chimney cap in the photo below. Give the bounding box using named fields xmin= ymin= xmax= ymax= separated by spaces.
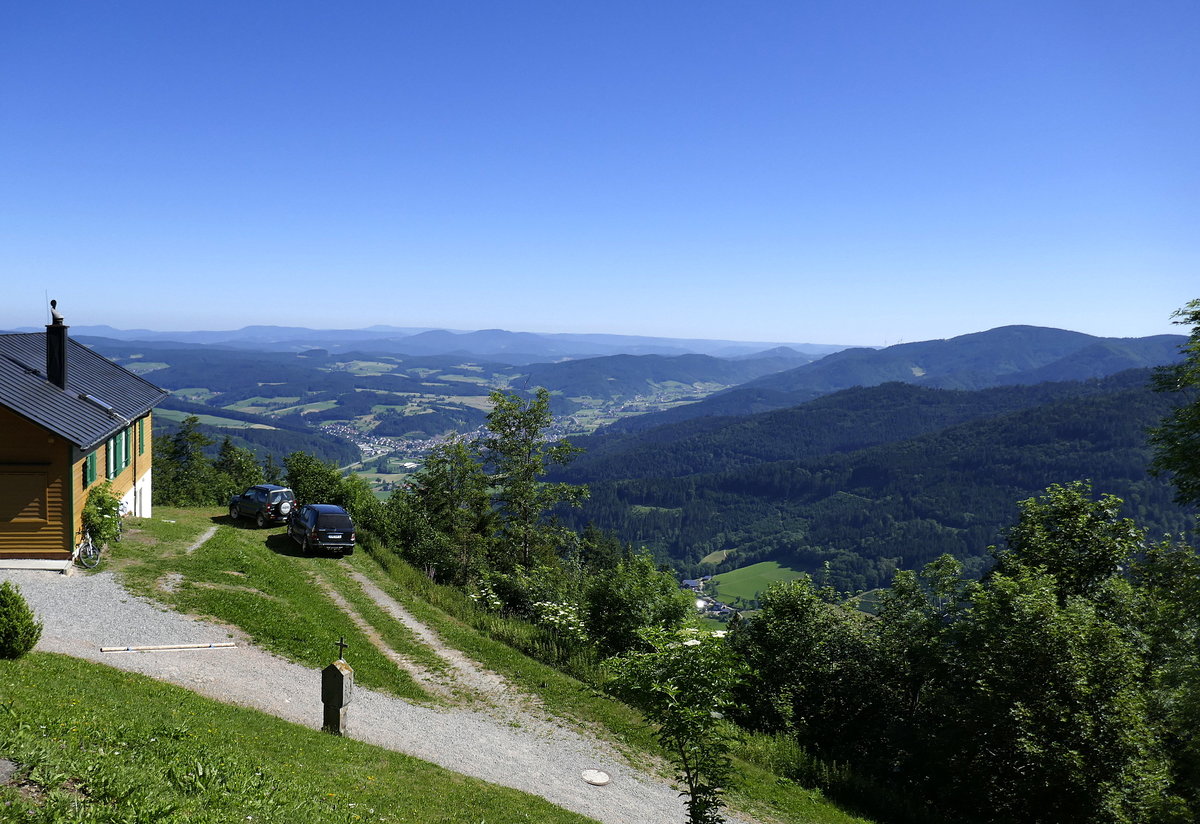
xmin=49 ymin=299 xmax=64 ymax=326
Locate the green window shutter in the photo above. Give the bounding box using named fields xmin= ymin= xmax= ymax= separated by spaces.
xmin=138 ymin=418 xmax=145 ymax=455
xmin=123 ymin=427 xmax=131 ymax=467
xmin=106 ymin=439 xmax=114 ymax=479
xmin=84 ymin=452 xmax=96 ymax=489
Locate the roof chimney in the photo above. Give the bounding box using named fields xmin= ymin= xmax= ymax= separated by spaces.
xmin=45 ymin=299 xmax=68 ymax=389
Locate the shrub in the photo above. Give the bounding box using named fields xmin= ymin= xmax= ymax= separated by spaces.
xmin=82 ymin=481 xmax=122 ymax=547
xmin=0 ymin=581 xmax=43 ymax=658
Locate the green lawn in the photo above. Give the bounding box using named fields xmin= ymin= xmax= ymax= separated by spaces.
xmin=711 ymin=560 xmax=808 ymax=605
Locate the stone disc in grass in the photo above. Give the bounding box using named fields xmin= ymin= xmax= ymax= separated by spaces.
xmin=581 ymin=769 xmax=611 ymax=786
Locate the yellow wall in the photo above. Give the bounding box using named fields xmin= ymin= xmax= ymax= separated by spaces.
xmin=77 ymin=411 xmax=155 ymax=541
xmin=0 ymin=407 xmax=71 ymax=558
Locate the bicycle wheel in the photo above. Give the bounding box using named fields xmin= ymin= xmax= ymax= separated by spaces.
xmin=77 ymin=536 xmax=100 ymax=569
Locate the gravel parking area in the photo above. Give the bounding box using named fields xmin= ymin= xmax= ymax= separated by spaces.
xmin=1 ymin=567 xmax=705 ymax=824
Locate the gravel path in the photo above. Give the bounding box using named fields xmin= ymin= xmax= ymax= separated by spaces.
xmin=0 ymin=566 xmax=708 ymax=824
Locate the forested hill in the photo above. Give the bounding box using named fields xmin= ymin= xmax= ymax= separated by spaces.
xmin=603 ymin=325 xmax=1185 ymax=433
xmin=558 ymin=370 xmax=1196 ymax=593
xmin=557 ymin=370 xmax=1158 ymax=483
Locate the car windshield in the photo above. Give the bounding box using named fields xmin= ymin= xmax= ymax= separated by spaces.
xmin=270 ymin=491 xmax=294 ymax=503
xmin=317 ymin=513 xmax=354 ymax=530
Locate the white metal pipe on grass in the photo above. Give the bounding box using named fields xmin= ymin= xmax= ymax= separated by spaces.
xmin=100 ymin=642 xmax=236 ymax=653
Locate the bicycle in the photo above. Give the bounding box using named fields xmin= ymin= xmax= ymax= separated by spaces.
xmin=75 ymin=530 xmax=101 ymax=569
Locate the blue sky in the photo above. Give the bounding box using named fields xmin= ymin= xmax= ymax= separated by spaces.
xmin=2 ymin=1 xmax=1196 ymax=346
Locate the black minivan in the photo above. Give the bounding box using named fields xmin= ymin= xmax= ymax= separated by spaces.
xmin=287 ymin=504 xmax=356 ymax=555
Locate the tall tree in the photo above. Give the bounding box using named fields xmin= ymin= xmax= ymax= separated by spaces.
xmin=153 ymin=415 xmax=217 ymax=505
xmin=409 ymin=438 xmax=494 ymax=584
xmin=480 ymin=388 xmax=587 ymax=569
xmin=1151 ymin=298 xmax=1200 ymax=507
xmin=213 ymin=436 xmax=264 ymax=501
xmin=284 ymin=451 xmax=343 ymax=506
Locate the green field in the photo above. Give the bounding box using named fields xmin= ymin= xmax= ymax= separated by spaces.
xmin=629 ymin=505 xmax=682 ymax=517
xmin=124 ymin=361 xmax=170 ymax=374
xmin=226 ymin=396 xmax=301 ymax=410
xmin=155 ymin=408 xmax=277 ymax=429
xmin=170 ymin=387 xmax=220 ymax=402
xmin=273 ymin=400 xmax=339 ymax=415
xmin=330 ymin=359 xmax=398 ymax=375
xmin=711 ymin=561 xmax=807 ymax=605
xmin=701 ymin=548 xmax=735 ymax=565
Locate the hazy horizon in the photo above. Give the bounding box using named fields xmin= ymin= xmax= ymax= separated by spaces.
xmin=3 ymin=3 xmax=1196 ymax=345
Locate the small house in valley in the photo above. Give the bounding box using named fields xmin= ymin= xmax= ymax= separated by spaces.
xmin=0 ymin=303 xmax=167 ymax=568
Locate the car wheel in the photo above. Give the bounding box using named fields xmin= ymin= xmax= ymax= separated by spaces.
xmin=229 ymin=505 xmax=239 ymax=520
xmin=256 ymin=512 xmax=267 ymax=528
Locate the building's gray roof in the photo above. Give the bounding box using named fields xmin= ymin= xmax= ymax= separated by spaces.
xmin=0 ymin=332 xmax=168 ymax=451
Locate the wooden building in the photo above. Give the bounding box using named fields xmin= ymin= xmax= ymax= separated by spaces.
xmin=0 ymin=306 xmax=167 ymax=567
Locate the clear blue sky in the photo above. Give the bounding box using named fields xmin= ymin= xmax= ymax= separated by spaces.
xmin=2 ymin=1 xmax=1196 ymax=346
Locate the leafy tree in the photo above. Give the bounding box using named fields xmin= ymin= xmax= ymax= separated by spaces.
xmin=1132 ymin=540 xmax=1200 ymax=814
xmin=913 ymin=487 xmax=1174 ymax=823
xmin=213 ymin=436 xmax=264 ymax=501
xmin=408 ymin=439 xmax=494 ymax=584
xmin=153 ymin=415 xmax=218 ymax=505
xmin=992 ymin=481 xmax=1144 ymax=601
xmin=579 ymin=523 xmax=628 ymax=572
xmin=481 ymin=388 xmax=587 ymax=569
xmin=731 ymin=575 xmax=891 ymax=764
xmin=610 ymin=628 xmax=744 ymax=824
xmin=930 ymin=566 xmax=1168 ymax=824
xmin=583 ymin=552 xmax=690 ymax=656
xmin=284 ymin=451 xmax=343 ymax=506
xmin=337 ymin=473 xmax=387 ymax=542
xmin=261 ymin=453 xmax=284 ymax=484
xmin=1151 ymin=298 xmax=1200 ymax=507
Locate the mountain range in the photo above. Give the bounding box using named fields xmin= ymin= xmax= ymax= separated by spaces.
xmin=7 ymin=324 xmax=849 ymax=363
xmin=602 ymin=326 xmax=1186 ymax=432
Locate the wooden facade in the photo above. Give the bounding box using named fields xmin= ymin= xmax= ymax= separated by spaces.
xmin=0 ymin=406 xmax=155 ymax=561
xmin=0 ymin=406 xmax=71 ymax=559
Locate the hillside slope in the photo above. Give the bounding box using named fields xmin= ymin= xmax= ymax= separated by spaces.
xmin=562 ymin=373 xmax=1195 ymax=591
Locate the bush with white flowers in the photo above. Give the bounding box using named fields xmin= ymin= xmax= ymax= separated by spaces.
xmin=610 ymin=628 xmax=744 ymax=824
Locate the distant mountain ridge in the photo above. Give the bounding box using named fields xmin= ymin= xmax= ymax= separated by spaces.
xmin=603 ymin=325 xmax=1186 ymax=432
xmin=9 ymin=323 xmax=849 ymax=362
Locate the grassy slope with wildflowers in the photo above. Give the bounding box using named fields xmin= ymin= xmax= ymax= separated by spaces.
xmin=1 ymin=507 xmax=873 ymax=824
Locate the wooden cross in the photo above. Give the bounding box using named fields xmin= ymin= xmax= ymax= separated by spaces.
xmin=335 ymin=636 xmax=349 ymax=660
